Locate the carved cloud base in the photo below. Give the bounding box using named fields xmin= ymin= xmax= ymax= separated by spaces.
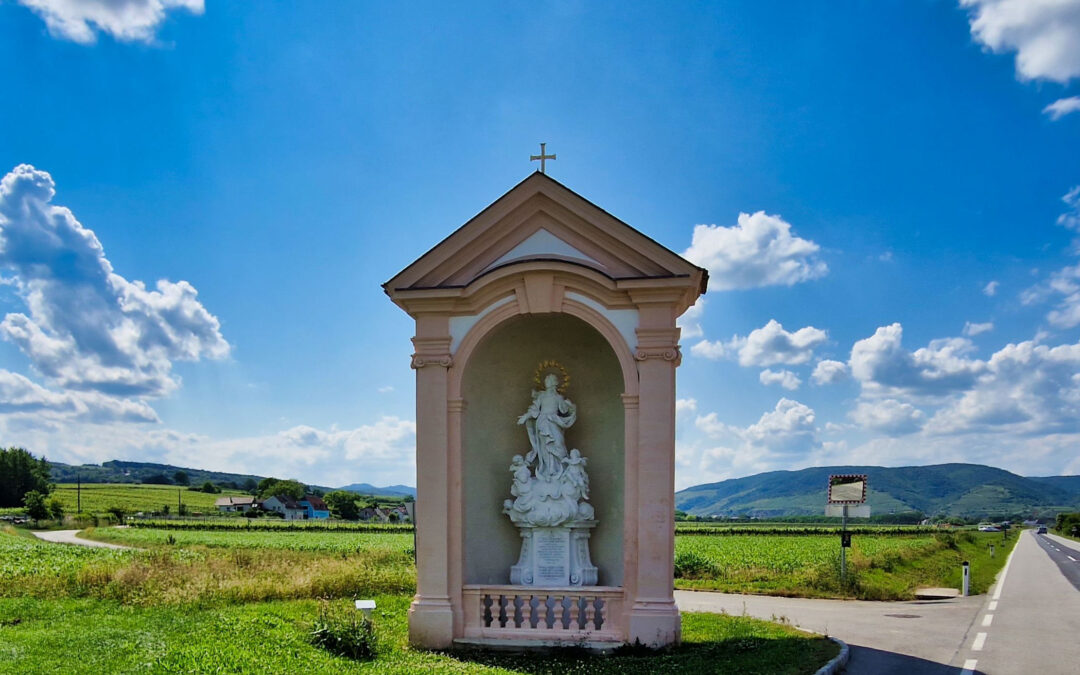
xmin=509 ymin=521 xmax=598 ymax=586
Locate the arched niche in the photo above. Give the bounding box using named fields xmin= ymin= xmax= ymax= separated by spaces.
xmin=459 ymin=312 xmax=625 ymax=586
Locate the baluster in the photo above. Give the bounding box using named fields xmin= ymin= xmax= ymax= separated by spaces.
xmin=568 ymin=595 xmax=580 ymax=630
xmin=593 ymin=597 xmax=605 ymax=631
xmin=498 ymin=594 xmax=509 ymax=628
xmin=482 ymin=594 xmax=493 ymax=628
xmin=583 ymin=595 xmax=596 ymax=629
xmin=524 ymin=594 xmax=536 ymax=629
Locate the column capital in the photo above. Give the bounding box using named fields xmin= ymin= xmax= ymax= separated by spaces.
xmin=411 ymin=336 xmax=453 ymax=369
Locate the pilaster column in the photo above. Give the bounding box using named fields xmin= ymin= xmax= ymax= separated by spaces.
xmin=628 ymin=315 xmax=682 ymax=647
xmin=407 ymin=319 xmax=455 ymax=649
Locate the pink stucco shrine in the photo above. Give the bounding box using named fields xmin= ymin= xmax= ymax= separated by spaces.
xmin=384 ymin=172 xmax=707 ymax=649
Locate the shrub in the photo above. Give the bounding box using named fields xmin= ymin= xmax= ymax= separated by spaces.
xmin=674 ymin=550 xmax=716 ymax=579
xmin=309 ymin=601 xmax=377 ymax=660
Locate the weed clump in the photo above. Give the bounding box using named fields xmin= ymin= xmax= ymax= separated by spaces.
xmin=309 ymin=601 xmax=377 ymax=660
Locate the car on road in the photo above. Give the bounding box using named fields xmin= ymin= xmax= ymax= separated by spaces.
xmin=978 ymin=524 xmax=1001 ymax=532
xmin=1036 ymin=526 xmax=1047 ymax=534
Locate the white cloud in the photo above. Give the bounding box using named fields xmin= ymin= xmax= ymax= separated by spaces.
xmin=678 ymin=299 xmax=705 ymax=340
xmin=849 ymin=399 xmax=926 ymax=436
xmin=928 ymin=339 xmax=1080 ymax=434
xmin=0 ymin=369 xmax=157 ymax=423
xmin=0 ymin=165 xmax=229 ymax=398
xmin=963 ymin=321 xmax=994 ymax=336
xmin=1059 ymin=185 xmax=1080 ymax=232
xmin=0 ymin=415 xmax=418 ymax=488
xmin=377 ymin=385 xmax=395 ymax=394
xmin=682 ymin=212 xmax=827 ymax=291
xmin=849 ymin=323 xmax=984 ymax=397
xmin=676 ymin=398 xmax=698 ymax=417
xmin=1044 ymin=96 xmax=1080 ymax=120
xmin=741 ymin=398 xmax=818 ymax=455
xmin=759 ymin=368 xmax=801 ymax=390
xmin=983 ymin=280 xmax=1000 ymax=296
xmin=18 ymin=0 xmax=203 ymax=44
xmin=961 ymin=0 xmax=1080 ymax=83
xmin=690 ymin=319 xmax=827 ymax=366
xmin=811 ymin=359 xmax=848 ymax=385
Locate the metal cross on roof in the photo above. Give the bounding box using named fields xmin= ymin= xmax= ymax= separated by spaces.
xmin=530 ymin=143 xmax=556 ymax=173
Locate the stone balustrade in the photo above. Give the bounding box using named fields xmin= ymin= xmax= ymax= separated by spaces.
xmin=461 ymin=585 xmax=624 ymax=643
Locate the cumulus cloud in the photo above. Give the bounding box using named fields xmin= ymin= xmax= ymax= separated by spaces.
xmin=18 ymin=0 xmax=203 ymax=44
xmin=678 ymin=299 xmax=705 ymax=340
xmin=682 ymin=212 xmax=827 ymax=291
xmin=676 ymin=398 xmax=698 ymax=417
xmin=691 ymin=319 xmax=827 ymax=367
xmin=963 ymin=321 xmax=994 ymax=336
xmin=849 ymin=399 xmax=925 ymax=436
xmin=983 ymin=280 xmax=1000 ymax=296
xmin=961 ymin=0 xmax=1080 ymax=83
xmin=759 ymin=369 xmax=801 ymax=390
xmin=1059 ymin=185 xmax=1080 ymax=232
xmin=849 ymin=323 xmax=985 ymax=397
xmin=0 ymin=369 xmax=158 ymax=423
xmin=0 ymin=415 xmax=418 ymax=488
xmin=928 ymin=339 xmax=1080 ymax=434
xmin=1044 ymin=96 xmax=1080 ymax=120
xmin=0 ymin=165 xmax=229 ymax=398
xmin=811 ymin=359 xmax=848 ymax=385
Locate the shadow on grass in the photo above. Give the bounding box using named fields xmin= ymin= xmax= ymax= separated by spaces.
xmin=447 ymin=635 xmax=838 ymax=675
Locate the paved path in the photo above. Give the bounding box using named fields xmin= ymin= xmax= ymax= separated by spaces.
xmin=678 ymin=530 xmax=1080 ymax=674
xmin=31 ymin=529 xmax=131 ymax=549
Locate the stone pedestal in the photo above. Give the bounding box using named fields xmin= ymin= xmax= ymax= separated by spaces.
xmin=510 ymin=522 xmax=598 ymax=586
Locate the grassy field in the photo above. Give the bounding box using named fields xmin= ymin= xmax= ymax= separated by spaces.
xmin=49 ymin=483 xmax=251 ymax=515
xmin=0 ymin=527 xmax=837 ymax=673
xmin=674 ymin=530 xmax=1019 ymax=599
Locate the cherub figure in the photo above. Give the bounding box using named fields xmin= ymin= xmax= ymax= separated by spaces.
xmin=561 ymin=448 xmax=590 ymax=501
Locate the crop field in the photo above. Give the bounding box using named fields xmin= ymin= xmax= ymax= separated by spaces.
xmin=88 ymin=528 xmax=414 ymax=554
xmin=50 ymin=483 xmax=251 ymax=515
xmin=128 ymin=518 xmax=413 ymax=532
xmin=0 ymin=527 xmax=131 ymax=583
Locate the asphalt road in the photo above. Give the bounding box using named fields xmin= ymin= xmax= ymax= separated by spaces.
xmin=31 ymin=529 xmax=131 ymax=549
xmin=677 ymin=530 xmax=1080 ymax=674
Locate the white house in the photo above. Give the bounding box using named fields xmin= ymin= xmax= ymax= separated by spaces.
xmin=215 ymin=496 xmax=256 ymax=513
xmin=261 ymin=495 xmax=307 ymax=520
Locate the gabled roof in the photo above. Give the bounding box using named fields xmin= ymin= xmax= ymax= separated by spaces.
xmin=302 ymin=494 xmax=327 ymax=510
xmin=383 ymin=172 xmax=707 ymax=298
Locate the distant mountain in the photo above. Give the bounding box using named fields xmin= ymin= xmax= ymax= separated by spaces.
xmin=337 ymin=483 xmax=417 ymax=498
xmin=676 ymin=463 xmax=1080 ymax=519
xmin=47 ymin=459 xmax=416 ymax=497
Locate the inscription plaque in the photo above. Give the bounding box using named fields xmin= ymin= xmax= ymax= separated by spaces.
xmin=532 ymin=527 xmax=570 ymax=585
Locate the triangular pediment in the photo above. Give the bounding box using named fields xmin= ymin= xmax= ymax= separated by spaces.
xmin=384 ymin=173 xmax=707 ymax=295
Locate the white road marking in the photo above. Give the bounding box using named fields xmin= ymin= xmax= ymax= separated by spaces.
xmin=992 ymin=540 xmax=1020 ymax=601
xmin=1069 ymin=556 xmax=1077 ymax=562
xmin=972 ymin=632 xmax=987 ymax=651
xmin=961 ymin=659 xmax=978 ymax=675
xmin=988 ymin=600 xmax=998 ymax=611
xmin=982 ymin=614 xmax=993 ymax=627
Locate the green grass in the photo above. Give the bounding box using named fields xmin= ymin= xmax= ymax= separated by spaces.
xmin=673 ymin=531 xmax=1017 ymax=599
xmin=49 ymin=483 xmax=251 ymax=515
xmin=0 ymin=596 xmax=837 ymax=674
xmin=85 ymin=527 xmax=414 ymax=554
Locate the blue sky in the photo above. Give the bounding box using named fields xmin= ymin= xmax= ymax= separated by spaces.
xmin=1 ymin=0 xmax=1079 ymax=489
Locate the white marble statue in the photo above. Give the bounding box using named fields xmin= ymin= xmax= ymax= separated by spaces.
xmin=505 ymin=368 xmax=598 ymax=586
xmin=517 ymin=373 xmax=577 ymax=479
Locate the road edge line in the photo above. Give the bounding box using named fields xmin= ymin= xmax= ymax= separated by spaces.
xmin=813 ymin=637 xmax=849 ymax=675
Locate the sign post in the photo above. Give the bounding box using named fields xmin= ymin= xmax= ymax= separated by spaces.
xmin=827 ymin=474 xmax=869 ymax=583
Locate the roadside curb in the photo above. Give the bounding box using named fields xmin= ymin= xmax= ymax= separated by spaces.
xmin=814 ymin=637 xmax=849 ymax=675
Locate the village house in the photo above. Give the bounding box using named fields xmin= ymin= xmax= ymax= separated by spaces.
xmin=214 ymin=496 xmax=256 ymax=513
xmin=261 ymin=495 xmax=307 ymax=520
xmin=299 ymin=494 xmax=330 ymax=520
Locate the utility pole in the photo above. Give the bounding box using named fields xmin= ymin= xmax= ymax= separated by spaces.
xmin=77 ymin=474 xmax=81 ymax=514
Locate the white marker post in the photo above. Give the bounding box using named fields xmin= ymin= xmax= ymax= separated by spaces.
xmin=962 ymin=561 xmax=970 ymax=597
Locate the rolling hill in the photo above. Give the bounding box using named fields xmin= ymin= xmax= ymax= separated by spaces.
xmin=676 ymin=463 xmax=1080 ymax=519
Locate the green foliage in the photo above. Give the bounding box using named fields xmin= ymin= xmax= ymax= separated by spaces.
xmin=0 ymin=447 xmax=52 ymax=507
xmin=172 ymin=471 xmax=189 ymax=486
xmin=47 ymin=496 xmax=64 ymax=520
xmin=87 ymin=528 xmax=413 ymax=555
xmin=1055 ymin=512 xmax=1080 ymax=538
xmin=309 ymin=601 xmax=378 ymax=660
xmin=50 ymin=482 xmax=248 ymax=515
xmin=258 ymin=478 xmax=307 ymax=501
xmin=324 ymin=490 xmax=361 ymax=520
xmin=674 ymin=549 xmax=716 ymax=578
xmin=200 ymin=481 xmax=220 ymax=494
xmin=22 ymin=490 xmax=49 ymax=521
